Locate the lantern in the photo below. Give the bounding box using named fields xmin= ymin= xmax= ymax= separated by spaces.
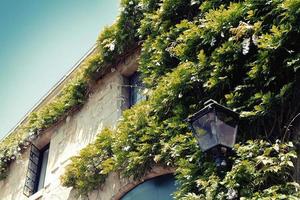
xmin=186 ymin=99 xmax=239 ymax=172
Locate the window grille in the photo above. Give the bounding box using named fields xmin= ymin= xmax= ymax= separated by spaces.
xmin=23 ymin=143 xmax=49 ymax=197
xmin=23 ymin=144 xmax=40 ymax=197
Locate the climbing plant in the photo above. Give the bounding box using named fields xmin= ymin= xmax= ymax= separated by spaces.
xmin=60 ymin=128 xmax=114 ymax=194
xmin=2 ymin=0 xmax=300 ymax=199
xmin=0 ymin=0 xmax=142 ymax=179
xmin=61 ymin=0 xmax=300 ymax=198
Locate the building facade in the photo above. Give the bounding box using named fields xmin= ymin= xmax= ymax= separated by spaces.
xmin=0 ymin=49 xmax=175 ymax=200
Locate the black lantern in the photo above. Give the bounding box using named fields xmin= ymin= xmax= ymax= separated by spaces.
xmin=186 ymin=99 xmax=239 ymax=172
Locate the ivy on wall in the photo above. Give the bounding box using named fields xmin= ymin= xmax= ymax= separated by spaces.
xmin=61 ymin=0 xmax=300 ymax=198
xmin=60 ymin=128 xmax=114 ymax=194
xmin=0 ymin=0 xmax=142 ymax=180
xmin=177 ymin=141 xmax=299 ymax=199
xmin=2 ymin=0 xmax=300 ymax=199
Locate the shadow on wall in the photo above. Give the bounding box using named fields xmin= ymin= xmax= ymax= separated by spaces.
xmin=66 ymin=188 xmax=80 ymax=200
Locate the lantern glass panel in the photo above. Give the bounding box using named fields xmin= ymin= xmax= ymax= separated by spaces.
xmin=215 ymin=111 xmax=238 ymax=148
xmin=192 ymin=112 xmax=218 ymax=151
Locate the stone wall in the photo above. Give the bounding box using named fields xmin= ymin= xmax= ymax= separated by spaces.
xmin=0 ymin=150 xmax=30 ymax=200
xmin=0 ymin=51 xmax=145 ymax=200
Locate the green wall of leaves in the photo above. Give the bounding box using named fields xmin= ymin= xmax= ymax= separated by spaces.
xmin=2 ymin=0 xmax=300 ymax=199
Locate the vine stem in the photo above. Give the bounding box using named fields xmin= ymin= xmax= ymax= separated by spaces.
xmin=282 ymin=113 xmax=300 ymax=142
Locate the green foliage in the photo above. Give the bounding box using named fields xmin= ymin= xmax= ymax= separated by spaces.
xmin=60 ymin=0 xmax=300 ymax=198
xmin=113 ymin=102 xmax=155 ymax=178
xmin=0 ymin=0 xmax=145 ymax=180
xmin=2 ymin=0 xmax=300 ymax=199
xmin=0 ymin=72 xmax=89 ymax=180
xmin=28 ymin=77 xmax=88 ymax=132
xmin=176 ymin=141 xmax=300 ymax=199
xmin=60 ymin=128 xmax=114 ymax=195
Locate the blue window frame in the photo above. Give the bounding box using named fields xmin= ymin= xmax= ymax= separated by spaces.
xmin=121 ymin=174 xmax=176 ymax=200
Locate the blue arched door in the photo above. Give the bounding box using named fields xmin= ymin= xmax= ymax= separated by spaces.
xmin=121 ymin=174 xmax=176 ymax=200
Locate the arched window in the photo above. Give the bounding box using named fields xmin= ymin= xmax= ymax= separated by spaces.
xmin=121 ymin=174 xmax=176 ymax=200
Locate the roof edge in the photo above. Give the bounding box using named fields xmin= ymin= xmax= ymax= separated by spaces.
xmin=0 ymin=45 xmax=97 ymax=142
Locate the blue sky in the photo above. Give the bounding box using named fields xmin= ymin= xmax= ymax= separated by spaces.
xmin=0 ymin=0 xmax=119 ymax=139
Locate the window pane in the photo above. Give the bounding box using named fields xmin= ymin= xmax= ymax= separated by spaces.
xmin=216 ymin=111 xmax=238 ymax=148
xmin=130 ymin=73 xmax=146 ymax=106
xmin=121 ymin=174 xmax=176 ymax=200
xmin=37 ymin=147 xmax=49 ymax=191
xmin=192 ymin=112 xmax=218 ymax=151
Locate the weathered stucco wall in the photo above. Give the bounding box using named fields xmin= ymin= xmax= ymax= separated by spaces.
xmin=41 ymin=72 xmax=125 ymax=200
xmin=0 ymin=150 xmax=30 ymax=200
xmin=0 ymin=51 xmax=146 ymax=200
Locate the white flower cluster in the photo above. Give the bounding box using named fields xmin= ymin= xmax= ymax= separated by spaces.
xmin=242 ymin=38 xmax=250 ymax=55
xmin=227 ymin=188 xmax=238 ymax=200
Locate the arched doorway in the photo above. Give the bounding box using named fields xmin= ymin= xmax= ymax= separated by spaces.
xmin=121 ymin=174 xmax=176 ymax=200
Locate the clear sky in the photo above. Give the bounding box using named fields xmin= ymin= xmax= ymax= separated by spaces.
xmin=0 ymin=0 xmax=119 ymax=139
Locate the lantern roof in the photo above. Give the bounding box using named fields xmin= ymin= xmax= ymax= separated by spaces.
xmin=186 ymin=99 xmax=240 ymax=123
